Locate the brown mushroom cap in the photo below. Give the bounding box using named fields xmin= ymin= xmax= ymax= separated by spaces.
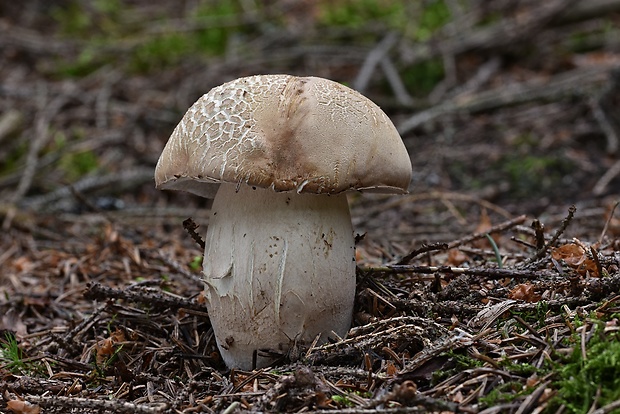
xmin=155 ymin=74 xmax=412 ymax=198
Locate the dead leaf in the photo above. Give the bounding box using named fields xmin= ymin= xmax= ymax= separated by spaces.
xmin=95 ymin=328 xmax=126 ymax=365
xmin=509 ymin=283 xmax=541 ymax=302
xmin=390 ymin=380 xmax=417 ymax=404
xmin=552 ymin=244 xmax=585 ymax=266
xmin=447 ymin=249 xmax=469 ymax=266
xmin=11 ymin=257 xmax=35 ymax=273
xmin=386 ymin=360 xmax=398 ymax=376
xmin=6 ymin=400 xmax=41 ymax=414
xmin=355 ymin=248 xmax=365 ymax=263
xmin=552 ymin=244 xmax=599 ymax=277
xmin=452 ymin=390 xmax=464 ymax=403
xmin=526 ymin=373 xmax=540 ymax=388
xmin=315 ymin=391 xmax=330 ymax=408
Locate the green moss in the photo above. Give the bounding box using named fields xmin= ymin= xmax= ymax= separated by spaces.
xmin=59 ymin=150 xmax=99 ymax=180
xmin=500 ymin=152 xmax=574 ymax=199
xmin=401 ymin=58 xmax=445 ymax=96
xmin=55 ymin=45 xmax=111 ymax=78
xmin=412 ymin=0 xmax=451 ymax=41
xmin=51 ymin=0 xmax=126 ymax=77
xmin=500 ymin=360 xmax=544 ymax=377
xmin=52 ymin=0 xmax=247 ymax=76
xmin=332 ymin=394 xmax=355 ymax=407
xmin=331 ymin=390 xmax=371 ymax=408
xmin=479 ymin=359 xmax=548 ymax=408
xmin=52 ymin=0 xmax=122 ymax=38
xmin=0 ymin=141 xmax=28 ymax=177
xmin=536 ymin=302 xmax=550 ymax=326
xmin=129 ymin=2 xmax=246 ymax=73
xmin=506 ymin=302 xmax=552 ymax=330
xmin=318 ymin=0 xmax=450 ymax=37
xmin=432 ymin=350 xmax=485 ymax=384
xmin=193 ymin=1 xmax=242 ymax=55
xmin=51 ymin=1 xmax=93 ymax=36
xmin=318 ymin=0 xmax=408 ymax=30
xmin=549 ymin=327 xmax=620 ymax=414
xmin=479 ymin=381 xmax=528 ymax=407
xmin=130 ymin=33 xmax=195 ymax=73
xmin=94 ymin=0 xmax=122 ymax=17
xmin=491 ymin=133 xmax=575 ymax=200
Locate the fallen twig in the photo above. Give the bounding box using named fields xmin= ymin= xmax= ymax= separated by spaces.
xmin=398 ymin=66 xmax=614 ymax=134
xmin=523 ymin=204 xmax=576 ymax=266
xmin=447 ymin=214 xmax=528 ymax=249
xmin=84 ymin=282 xmax=208 ymax=313
xmin=183 ymin=217 xmax=206 ymax=250
xmin=396 ymin=242 xmax=449 ymax=265
xmin=24 ymin=395 xmax=168 ymax=414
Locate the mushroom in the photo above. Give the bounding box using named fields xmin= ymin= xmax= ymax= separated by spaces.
xmin=155 ymin=74 xmax=412 ymax=370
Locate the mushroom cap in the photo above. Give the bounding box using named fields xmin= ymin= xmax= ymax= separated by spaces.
xmin=155 ymin=74 xmax=412 ymax=198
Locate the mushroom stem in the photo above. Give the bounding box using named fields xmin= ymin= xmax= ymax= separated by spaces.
xmin=203 ymin=183 xmax=356 ymax=369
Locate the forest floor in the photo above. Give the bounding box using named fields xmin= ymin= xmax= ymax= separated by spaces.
xmin=2 ymin=1 xmax=620 ymax=413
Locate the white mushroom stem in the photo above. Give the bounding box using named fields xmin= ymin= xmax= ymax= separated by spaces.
xmin=203 ymin=183 xmax=356 ymax=370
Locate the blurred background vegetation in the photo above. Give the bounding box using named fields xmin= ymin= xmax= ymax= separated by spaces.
xmin=0 ymin=0 xmax=619 ymax=220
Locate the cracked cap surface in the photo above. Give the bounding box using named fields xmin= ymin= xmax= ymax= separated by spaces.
xmin=155 ymin=74 xmax=412 ymax=198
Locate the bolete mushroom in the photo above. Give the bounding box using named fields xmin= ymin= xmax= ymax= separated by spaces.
xmin=155 ymin=74 xmax=412 ymax=370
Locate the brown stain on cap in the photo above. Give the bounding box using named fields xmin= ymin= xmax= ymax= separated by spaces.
xmin=155 ymin=74 xmax=412 ymax=196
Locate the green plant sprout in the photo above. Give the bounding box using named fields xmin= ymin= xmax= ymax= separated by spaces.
xmin=189 ymin=255 xmax=203 ymax=271
xmin=0 ymin=332 xmax=26 ymax=374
